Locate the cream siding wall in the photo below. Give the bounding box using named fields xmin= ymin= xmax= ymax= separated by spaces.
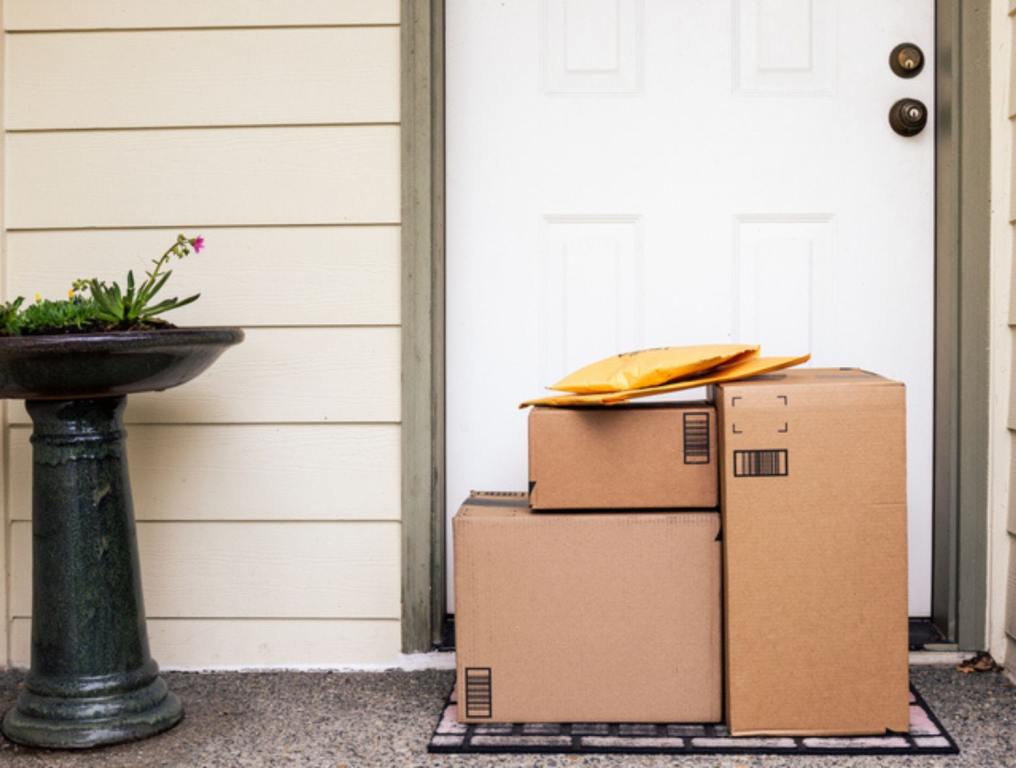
xmin=1004 ymin=0 xmax=1016 ymax=670
xmin=0 ymin=1 xmax=404 ymax=668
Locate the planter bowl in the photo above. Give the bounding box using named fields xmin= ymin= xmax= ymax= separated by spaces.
xmin=0 ymin=327 xmax=245 ymax=400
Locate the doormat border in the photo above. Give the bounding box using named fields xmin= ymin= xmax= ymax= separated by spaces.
xmin=427 ymin=683 xmax=958 ymax=756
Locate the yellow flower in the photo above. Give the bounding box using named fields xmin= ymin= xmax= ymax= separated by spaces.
xmin=34 ymin=293 xmax=41 ymax=303
xmin=67 ymin=288 xmax=75 ymax=299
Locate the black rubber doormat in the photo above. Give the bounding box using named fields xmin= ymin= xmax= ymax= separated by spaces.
xmin=428 ymin=684 xmax=958 ymax=756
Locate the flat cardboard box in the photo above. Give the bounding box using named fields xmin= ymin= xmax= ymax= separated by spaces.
xmin=529 ymin=403 xmax=717 ymax=510
xmin=716 ymin=368 xmax=909 ymax=735
xmin=454 ymin=492 xmax=722 ymax=723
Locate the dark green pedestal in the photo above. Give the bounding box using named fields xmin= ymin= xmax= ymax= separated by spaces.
xmin=2 ymin=396 xmax=182 ymax=749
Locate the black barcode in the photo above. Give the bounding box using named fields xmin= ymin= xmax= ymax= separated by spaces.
xmin=733 ymin=449 xmax=788 ymax=477
xmin=464 ymin=667 xmax=492 ymax=718
xmin=683 ymin=413 xmax=711 ymax=464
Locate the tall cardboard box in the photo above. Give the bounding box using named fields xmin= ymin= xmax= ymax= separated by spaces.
xmin=454 ymin=492 xmax=722 ymax=723
xmin=529 ymin=403 xmax=717 ymax=509
xmin=716 ymin=368 xmax=909 ymax=735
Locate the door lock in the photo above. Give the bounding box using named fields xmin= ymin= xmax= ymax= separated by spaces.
xmin=890 ymin=43 xmax=924 ymax=78
xmin=889 ymin=98 xmax=927 ymax=137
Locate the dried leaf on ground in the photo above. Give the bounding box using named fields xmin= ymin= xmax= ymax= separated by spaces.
xmin=957 ymin=652 xmax=1000 ymax=674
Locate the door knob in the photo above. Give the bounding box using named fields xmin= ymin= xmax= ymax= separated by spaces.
xmin=889 ymin=98 xmax=927 ymax=137
xmin=890 ymin=43 xmax=924 ymax=78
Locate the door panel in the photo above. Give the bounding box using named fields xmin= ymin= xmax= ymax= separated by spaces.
xmin=447 ymin=0 xmax=934 ymax=614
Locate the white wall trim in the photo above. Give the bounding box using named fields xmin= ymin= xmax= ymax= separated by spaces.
xmin=154 ymin=652 xmax=457 ymax=674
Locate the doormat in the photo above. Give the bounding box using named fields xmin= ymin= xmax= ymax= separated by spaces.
xmin=428 ymin=685 xmax=958 ymax=756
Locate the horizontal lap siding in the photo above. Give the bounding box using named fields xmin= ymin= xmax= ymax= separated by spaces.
xmin=7 ymin=28 xmax=399 ymax=129
xmin=4 ymin=1 xmax=399 ymax=30
xmin=7 ymin=327 xmax=400 ymax=424
xmin=3 ymin=10 xmax=403 ymax=666
xmin=1010 ymin=537 xmax=1016 ymax=641
xmin=1008 ymin=7 xmax=1016 ymax=658
xmin=7 ymin=127 xmax=399 ymax=228
xmin=6 ymin=228 xmax=401 ymax=326
xmin=10 ymin=522 xmax=401 ymax=618
xmin=9 ymin=424 xmax=401 ymax=522
xmin=10 ymin=618 xmax=402 ymax=670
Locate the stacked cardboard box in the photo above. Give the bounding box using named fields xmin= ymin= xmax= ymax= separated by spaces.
xmin=528 ymin=404 xmax=717 ymax=509
xmin=454 ymin=493 xmax=721 ymax=723
xmin=456 ymin=402 xmax=722 ymax=724
xmin=454 ymin=369 xmax=909 ymax=735
xmin=716 ymin=369 xmax=909 ymax=735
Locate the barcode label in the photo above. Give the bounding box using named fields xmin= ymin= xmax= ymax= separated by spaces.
xmin=464 ymin=667 xmax=492 ymax=718
xmin=683 ymin=412 xmax=711 ymax=464
xmin=733 ymin=449 xmax=788 ymax=477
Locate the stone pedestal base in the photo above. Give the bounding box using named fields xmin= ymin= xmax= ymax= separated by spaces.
xmin=1 ymin=397 xmax=182 ymax=748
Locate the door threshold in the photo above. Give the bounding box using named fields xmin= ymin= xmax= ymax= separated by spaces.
xmin=440 ymin=616 xmax=953 ymax=654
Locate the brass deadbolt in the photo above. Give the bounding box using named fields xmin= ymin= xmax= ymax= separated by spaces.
xmin=890 ymin=43 xmax=924 ymax=78
xmin=889 ymin=98 xmax=928 ymax=137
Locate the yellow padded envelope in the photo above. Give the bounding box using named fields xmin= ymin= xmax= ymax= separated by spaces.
xmin=520 ymin=354 xmax=811 ymax=408
xmin=549 ymin=344 xmax=759 ymax=394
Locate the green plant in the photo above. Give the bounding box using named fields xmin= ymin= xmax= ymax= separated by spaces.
xmin=0 ymin=234 xmax=205 ymax=336
xmin=74 ymin=234 xmax=203 ymax=329
xmin=0 ymin=297 xmax=24 ymax=335
xmin=15 ymin=296 xmax=104 ymax=336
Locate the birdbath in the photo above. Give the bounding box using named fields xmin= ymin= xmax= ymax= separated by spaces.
xmin=0 ymin=327 xmax=243 ymax=749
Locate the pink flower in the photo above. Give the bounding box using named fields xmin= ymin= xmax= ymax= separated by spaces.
xmin=191 ymin=236 xmax=205 ymax=253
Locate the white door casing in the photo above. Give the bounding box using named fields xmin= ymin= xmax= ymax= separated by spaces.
xmin=446 ymin=0 xmax=934 ymax=614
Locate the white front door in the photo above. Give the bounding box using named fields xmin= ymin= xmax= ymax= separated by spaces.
xmin=446 ymin=0 xmax=935 ymax=615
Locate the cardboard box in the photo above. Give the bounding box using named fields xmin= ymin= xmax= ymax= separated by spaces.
xmin=716 ymin=368 xmax=909 ymax=735
xmin=454 ymin=492 xmax=722 ymax=723
xmin=528 ymin=403 xmax=717 ymax=510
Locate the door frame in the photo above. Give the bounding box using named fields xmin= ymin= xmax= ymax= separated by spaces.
xmin=931 ymin=0 xmax=990 ymax=650
xmin=399 ymin=0 xmax=991 ymax=652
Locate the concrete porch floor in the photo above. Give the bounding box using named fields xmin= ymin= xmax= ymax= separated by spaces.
xmin=0 ymin=665 xmax=1009 ymax=767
